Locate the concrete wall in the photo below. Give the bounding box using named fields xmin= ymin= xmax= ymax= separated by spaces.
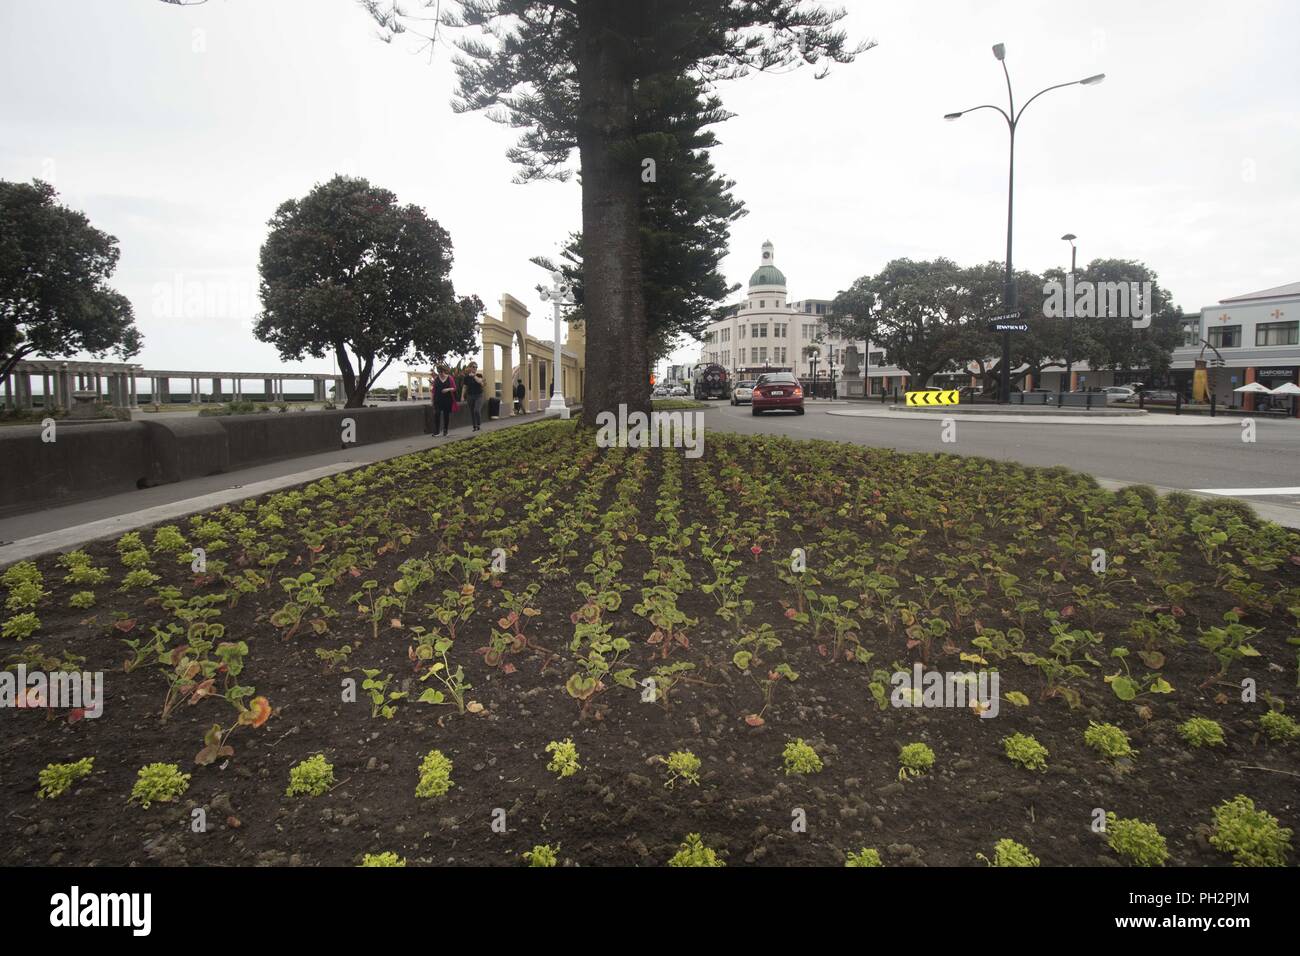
xmin=0 ymin=404 xmax=474 ymax=518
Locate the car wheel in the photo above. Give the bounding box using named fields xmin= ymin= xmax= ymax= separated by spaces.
xmin=751 ymin=406 xmax=761 ymax=416
xmin=796 ymin=407 xmax=805 ymax=415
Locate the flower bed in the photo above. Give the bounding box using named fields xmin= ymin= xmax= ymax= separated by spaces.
xmin=2 ymin=421 xmax=1297 ymax=866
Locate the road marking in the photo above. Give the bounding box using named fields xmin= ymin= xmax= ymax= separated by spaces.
xmin=1193 ymin=487 xmax=1300 ymax=496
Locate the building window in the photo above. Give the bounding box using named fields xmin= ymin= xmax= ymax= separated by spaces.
xmin=1180 ymin=320 xmax=1199 ymax=347
xmin=759 ymin=300 xmax=765 ymax=309
xmin=1256 ymin=320 xmax=1299 ymax=346
xmin=739 ymin=325 xmax=746 ymax=339
xmin=773 ymin=322 xmax=786 ymax=337
xmin=1207 ymin=324 xmax=1241 ymax=348
xmin=755 ymin=324 xmax=768 ymax=338
xmin=804 ymin=303 xmax=812 ymax=313
xmin=815 ymin=304 xmax=826 ymax=314
xmin=738 ymin=348 xmax=746 ymax=364
xmin=758 ymin=347 xmax=768 ymax=362
xmin=869 ymin=352 xmax=885 ymax=367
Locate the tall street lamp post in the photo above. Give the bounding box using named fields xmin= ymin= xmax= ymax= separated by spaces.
xmin=945 ymin=44 xmax=1104 ymax=403
xmin=538 ymin=270 xmax=573 ymax=419
xmin=1061 ymin=233 xmax=1078 ymax=401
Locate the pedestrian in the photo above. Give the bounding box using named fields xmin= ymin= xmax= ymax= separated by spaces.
xmin=513 ymin=378 xmax=525 ymax=414
xmin=432 ymin=364 xmax=457 ymax=437
xmin=462 ymin=361 xmax=485 ymax=432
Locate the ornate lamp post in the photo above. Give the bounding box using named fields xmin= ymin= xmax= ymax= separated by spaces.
xmin=538 ymin=271 xmax=574 ymax=418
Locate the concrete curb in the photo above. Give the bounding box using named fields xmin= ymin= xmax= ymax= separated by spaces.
xmin=826 ymin=408 xmax=1241 ymax=426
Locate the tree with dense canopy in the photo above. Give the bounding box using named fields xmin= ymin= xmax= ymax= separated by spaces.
xmin=531 ymin=74 xmax=747 ymax=367
xmin=0 ymin=179 xmax=142 ymax=385
xmin=254 ymin=175 xmax=483 ymax=408
xmin=360 ymin=0 xmax=870 ymax=424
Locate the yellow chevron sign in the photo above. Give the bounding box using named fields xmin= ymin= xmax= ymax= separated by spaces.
xmin=905 ymin=389 xmax=960 ymax=407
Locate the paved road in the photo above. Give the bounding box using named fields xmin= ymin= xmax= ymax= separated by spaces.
xmin=705 ymin=401 xmax=1300 ymax=516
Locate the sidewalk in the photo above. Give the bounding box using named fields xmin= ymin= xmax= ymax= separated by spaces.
xmin=0 ymin=411 xmax=552 ymax=565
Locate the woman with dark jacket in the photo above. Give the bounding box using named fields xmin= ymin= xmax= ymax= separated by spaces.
xmin=432 ymin=365 xmax=456 ymax=437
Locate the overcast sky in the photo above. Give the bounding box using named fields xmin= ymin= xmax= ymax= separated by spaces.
xmin=3 ymin=0 xmax=1297 ymax=384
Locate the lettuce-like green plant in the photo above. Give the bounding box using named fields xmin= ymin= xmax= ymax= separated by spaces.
xmin=415 ymin=749 xmax=454 ymax=798
xmin=845 ymin=848 xmax=883 ymax=867
xmin=898 ymin=742 xmax=935 ymax=779
xmin=545 ymin=738 xmax=581 ymax=779
xmin=978 ymin=839 xmax=1040 ymax=867
xmin=782 ymin=738 xmax=823 ymax=775
xmin=668 ymin=833 xmax=724 ymax=867
xmin=1259 ymin=710 xmax=1299 ymax=742
xmin=129 ymin=763 xmax=191 ymax=808
xmin=361 ymin=852 xmax=406 ymax=867
xmin=1002 ymin=732 xmax=1048 ymax=771
xmin=2 ymin=612 xmax=40 ymax=640
xmin=120 ymin=569 xmax=160 ymax=590
xmin=38 ymin=758 xmax=94 ymax=799
xmin=1209 ymin=795 xmax=1292 ymax=866
xmin=658 ymin=750 xmax=701 ymax=789
xmin=523 ymin=844 xmax=559 ymax=867
xmin=286 ymin=754 xmax=335 ymax=797
xmin=68 ymin=591 xmax=96 ymax=610
xmin=1105 ymin=814 xmax=1169 ymax=866
xmin=1084 ymin=721 xmax=1136 ymax=761
xmin=1179 ymin=717 xmax=1225 ymax=748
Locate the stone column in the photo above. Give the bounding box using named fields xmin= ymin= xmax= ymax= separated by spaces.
xmin=500 ymin=343 xmax=513 ymax=415
xmin=211 ymin=377 xmax=222 ymax=402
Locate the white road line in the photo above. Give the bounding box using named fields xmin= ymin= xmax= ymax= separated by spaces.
xmin=1193 ymin=487 xmax=1300 ymax=496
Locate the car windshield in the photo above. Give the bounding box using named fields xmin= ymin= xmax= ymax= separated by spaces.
xmin=758 ymin=374 xmax=797 ymax=385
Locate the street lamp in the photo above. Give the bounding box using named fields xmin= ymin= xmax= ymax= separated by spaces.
xmin=1061 ymin=233 xmax=1077 ymax=400
xmin=945 ymin=44 xmax=1104 ymax=403
xmin=537 ymin=270 xmax=573 ymax=418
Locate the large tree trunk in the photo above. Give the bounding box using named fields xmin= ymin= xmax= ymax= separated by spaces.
xmin=575 ymin=0 xmax=649 ymax=427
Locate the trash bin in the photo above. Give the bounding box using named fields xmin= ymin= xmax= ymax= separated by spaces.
xmin=487 ymin=396 xmax=501 ymax=420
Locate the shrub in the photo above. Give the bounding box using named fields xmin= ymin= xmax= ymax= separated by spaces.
xmin=978 ymin=839 xmax=1040 ymax=867
xmin=523 ymin=844 xmax=559 ymax=867
xmin=2 ymin=612 xmax=40 ymax=640
xmin=37 ymin=758 xmax=94 ymax=799
xmin=660 ymin=750 xmax=701 ymax=789
xmin=845 ymin=848 xmax=883 ymax=867
xmin=1259 ymin=710 xmax=1299 ymax=742
xmin=1084 ymin=722 xmax=1136 ymax=761
xmin=1106 ymin=814 xmax=1169 ymax=866
xmin=545 ymin=738 xmax=581 ymax=779
xmin=1002 ymin=732 xmax=1049 ymax=771
xmin=667 ymin=833 xmax=724 ymax=867
xmin=69 ymin=591 xmax=96 ymax=610
xmin=1179 ymin=717 xmax=1225 ymax=748
xmin=120 ymin=569 xmax=160 ymax=590
xmin=415 ymin=749 xmax=454 ymax=798
xmin=1209 ymin=795 xmax=1292 ymax=867
xmin=361 ymin=852 xmax=406 ymax=867
xmin=286 ymin=754 xmax=335 ymax=797
xmin=782 ymin=738 xmax=823 ymax=775
xmin=6 ymin=580 xmax=46 ymax=611
xmin=898 ymin=742 xmax=935 ymax=779
xmin=129 ymin=763 xmax=191 ymax=809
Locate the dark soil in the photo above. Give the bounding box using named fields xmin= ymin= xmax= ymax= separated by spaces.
xmin=2 ymin=421 xmax=1298 ymax=866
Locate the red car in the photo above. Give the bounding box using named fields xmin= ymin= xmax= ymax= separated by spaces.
xmin=751 ymin=372 xmax=805 ymax=415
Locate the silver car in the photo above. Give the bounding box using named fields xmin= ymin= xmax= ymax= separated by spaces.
xmin=1101 ymin=386 xmax=1136 ymax=403
xmin=730 ymin=380 xmax=756 ymax=405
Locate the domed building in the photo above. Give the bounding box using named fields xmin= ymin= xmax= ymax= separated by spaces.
xmin=698 ymin=240 xmax=838 ymax=383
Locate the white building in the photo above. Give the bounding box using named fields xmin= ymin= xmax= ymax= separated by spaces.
xmin=1169 ymin=281 xmax=1300 ymax=414
xmin=698 ymin=240 xmax=907 ymax=391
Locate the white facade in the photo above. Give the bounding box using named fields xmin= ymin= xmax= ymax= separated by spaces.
xmin=699 ymin=240 xmax=885 ymax=385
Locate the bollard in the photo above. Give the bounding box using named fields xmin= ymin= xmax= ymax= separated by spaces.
xmin=1175 ymin=392 xmax=1182 ymax=416
xmin=1210 ymin=392 xmax=1216 ymax=417
xmin=1138 ymin=390 xmax=1145 ymax=410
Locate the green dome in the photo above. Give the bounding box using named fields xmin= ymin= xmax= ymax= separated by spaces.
xmin=749 ymin=264 xmax=787 ymax=287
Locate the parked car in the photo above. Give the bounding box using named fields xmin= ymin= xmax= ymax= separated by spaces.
xmin=751 ymin=372 xmax=804 ymax=415
xmin=731 ymin=380 xmax=756 ymax=405
xmin=1140 ymin=389 xmax=1180 ymax=406
xmin=1101 ymin=386 xmax=1135 ymax=403
xmin=670 ymin=385 xmax=688 ymax=397
xmin=652 ymin=386 xmax=670 ymax=398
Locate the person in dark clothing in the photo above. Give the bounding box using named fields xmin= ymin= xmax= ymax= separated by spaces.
xmin=513 ymin=378 xmax=525 ymax=414
xmin=432 ymin=364 xmax=456 ymax=437
xmin=462 ymin=361 xmax=485 ymax=432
